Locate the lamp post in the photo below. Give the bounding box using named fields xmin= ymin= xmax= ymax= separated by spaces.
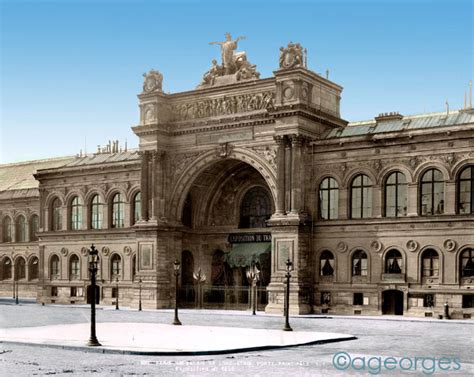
xmin=115 ymin=276 xmax=119 ymax=310
xmin=283 ymin=258 xmax=293 ymax=331
xmin=15 ymin=280 xmax=19 ymax=305
xmin=87 ymin=244 xmax=101 ymax=346
xmin=172 ymin=259 xmax=182 ymax=325
xmin=138 ymin=278 xmax=142 ymax=311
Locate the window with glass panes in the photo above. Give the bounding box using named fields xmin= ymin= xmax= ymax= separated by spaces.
xmin=90 ymin=195 xmax=103 ymax=229
xmin=352 ymin=250 xmax=368 ymax=276
xmin=320 ymin=250 xmax=334 ymax=276
xmin=50 ymin=255 xmax=60 ymax=278
xmin=70 ymin=196 xmax=83 ymax=230
xmin=16 ymin=258 xmax=26 ymax=279
xmin=133 ymin=192 xmax=141 ymax=224
xmin=385 ymin=172 xmax=407 ymax=217
xmin=30 ymin=215 xmax=39 ymax=241
xmin=16 ymin=216 xmax=26 ymax=242
xmin=420 ymin=169 xmax=444 ymax=215
xmin=458 ymin=166 xmax=474 ymax=214
xmin=422 ymin=249 xmax=439 ymax=277
xmin=112 ymin=193 xmax=124 ymax=228
xmin=351 ymin=175 xmax=372 ymax=218
xmin=51 ymin=198 xmax=62 ymax=231
xmin=69 ymin=255 xmax=80 ymax=279
xmin=111 ymin=254 xmax=121 ymax=277
xmin=319 ymin=177 xmax=339 ymax=220
xmin=2 ymin=217 xmax=12 ymax=242
xmin=461 ymin=248 xmax=474 ymax=278
xmin=385 ymin=249 xmax=403 ymax=273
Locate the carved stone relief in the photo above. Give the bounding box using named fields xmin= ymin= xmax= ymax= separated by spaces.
xmin=171 ymin=91 xmax=275 ymax=122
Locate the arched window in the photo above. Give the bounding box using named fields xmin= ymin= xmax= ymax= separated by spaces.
xmin=385 ymin=172 xmax=407 ymax=217
xmin=2 ymin=217 xmax=12 ymax=243
xmin=319 ymin=177 xmax=339 ymax=220
xmin=420 ymin=169 xmax=444 ymax=215
xmin=181 ymin=250 xmax=195 ymax=285
xmin=69 ymin=255 xmax=80 ymax=280
xmin=351 ymin=174 xmax=372 ymax=219
xmin=16 ymin=215 xmax=26 ymax=242
xmin=90 ymin=194 xmax=103 ymax=229
xmin=29 ymin=257 xmax=39 ymax=280
xmin=352 ymin=250 xmax=368 ymax=276
xmin=15 ymin=257 xmax=26 ymax=280
xmin=385 ymin=250 xmax=403 ymax=273
xmin=320 ymin=250 xmax=334 ymax=276
xmin=30 ymin=215 xmax=39 ymax=241
xmin=70 ymin=196 xmax=83 ymax=230
xmin=239 ymin=187 xmax=272 ymax=228
xmin=1 ymin=257 xmax=12 ymax=280
xmin=458 ymin=166 xmax=474 ymax=214
xmin=422 ymin=249 xmax=439 ymax=277
xmin=51 ymin=198 xmax=62 ymax=231
xmin=460 ymin=248 xmax=474 ymax=278
xmin=50 ymin=255 xmax=60 ymax=279
xmin=110 ymin=254 xmax=121 ymax=278
xmin=111 ymin=193 xmax=124 ymax=228
xmin=133 ymin=192 xmax=141 ymax=225
xmin=182 ymin=193 xmax=192 ymax=228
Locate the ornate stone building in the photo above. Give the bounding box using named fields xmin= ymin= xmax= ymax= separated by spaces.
xmin=1 ymin=38 xmax=473 ymax=318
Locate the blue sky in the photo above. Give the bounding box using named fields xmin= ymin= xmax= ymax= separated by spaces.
xmin=1 ymin=0 xmax=472 ymax=163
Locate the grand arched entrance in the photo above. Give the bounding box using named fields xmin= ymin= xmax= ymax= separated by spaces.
xmin=382 ymin=290 xmax=404 ymax=315
xmin=176 ymin=157 xmax=274 ymax=310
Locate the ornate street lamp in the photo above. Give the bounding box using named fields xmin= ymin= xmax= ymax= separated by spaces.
xmin=172 ymin=259 xmax=182 ymax=325
xmin=246 ymin=263 xmax=260 ymax=315
xmin=283 ymin=258 xmax=293 ymax=331
xmin=138 ymin=278 xmax=142 ymax=311
xmin=87 ymin=244 xmax=101 ymax=346
xmin=115 ymin=276 xmax=119 ymax=310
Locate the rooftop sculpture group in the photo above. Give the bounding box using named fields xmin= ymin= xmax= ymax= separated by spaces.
xmin=199 ymin=33 xmax=260 ymax=88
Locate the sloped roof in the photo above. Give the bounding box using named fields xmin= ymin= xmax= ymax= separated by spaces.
xmin=325 ymin=110 xmax=474 ymax=139
xmin=60 ymin=150 xmax=140 ymax=168
xmin=0 ymin=156 xmax=75 ymax=192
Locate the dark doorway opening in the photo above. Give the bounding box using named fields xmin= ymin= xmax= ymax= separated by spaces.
xmin=382 ymin=290 xmax=403 ymax=315
xmin=86 ymin=285 xmax=100 ymax=304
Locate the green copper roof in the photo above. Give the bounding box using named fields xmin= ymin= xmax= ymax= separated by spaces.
xmin=325 ymin=110 xmax=474 ymax=139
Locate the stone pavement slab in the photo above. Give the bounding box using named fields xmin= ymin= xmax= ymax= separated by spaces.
xmin=0 ymin=322 xmax=356 ymax=355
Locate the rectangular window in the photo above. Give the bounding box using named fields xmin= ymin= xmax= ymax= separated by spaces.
xmin=112 ymin=287 xmax=118 ymax=298
xmin=462 ymin=295 xmax=474 ymax=308
xmin=70 ymin=287 xmax=77 ymax=297
xmin=353 ymin=293 xmax=363 ymax=306
xmin=51 ymin=286 xmax=58 ymax=297
xmin=321 ymin=292 xmax=331 ymax=305
xmin=423 ymin=294 xmax=434 ymax=307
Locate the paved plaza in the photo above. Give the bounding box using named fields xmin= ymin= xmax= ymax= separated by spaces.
xmin=0 ymin=300 xmax=473 ymax=376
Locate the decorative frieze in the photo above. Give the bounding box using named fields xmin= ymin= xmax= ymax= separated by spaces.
xmin=171 ymin=91 xmax=275 ymax=122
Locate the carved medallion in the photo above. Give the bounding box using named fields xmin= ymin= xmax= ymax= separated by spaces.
xmin=336 ymin=241 xmax=348 ymax=253
xmin=60 ymin=247 xmax=68 ymax=257
xmin=371 ymin=240 xmax=383 ymax=253
xmin=102 ymin=246 xmax=110 ymax=256
xmin=443 ymin=239 xmax=457 ymax=252
xmin=406 ymin=240 xmax=419 ymax=252
xmin=124 ymin=246 xmax=132 ymax=256
xmin=279 ymin=42 xmax=304 ymax=70
xmin=81 ymin=247 xmax=88 ymax=256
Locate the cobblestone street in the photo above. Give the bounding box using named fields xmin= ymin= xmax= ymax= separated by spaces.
xmin=0 ymin=301 xmax=472 ymax=376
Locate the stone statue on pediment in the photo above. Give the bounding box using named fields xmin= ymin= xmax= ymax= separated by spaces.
xmin=142 ymin=69 xmax=163 ymax=93
xmin=279 ymin=42 xmax=304 ymax=70
xmin=200 ymin=59 xmax=222 ymax=86
xmin=209 ymin=33 xmax=246 ymax=75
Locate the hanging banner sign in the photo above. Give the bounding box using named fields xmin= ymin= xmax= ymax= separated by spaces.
xmin=228 ymin=233 xmax=272 ymax=243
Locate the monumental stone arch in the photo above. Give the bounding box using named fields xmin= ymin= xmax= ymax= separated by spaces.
xmin=132 ymin=38 xmax=346 ymax=314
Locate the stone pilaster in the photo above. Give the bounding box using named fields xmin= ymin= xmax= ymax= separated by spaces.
xmin=444 ymin=180 xmax=456 ymax=215
xmin=274 ymin=136 xmax=286 ymax=216
xmin=140 ymin=151 xmax=150 ymax=221
xmin=407 ymin=183 xmax=418 ymax=216
xmin=290 ymin=135 xmax=304 ymax=214
xmin=284 ymin=141 xmax=292 ymax=214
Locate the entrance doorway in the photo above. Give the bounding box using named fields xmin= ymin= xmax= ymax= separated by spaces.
xmin=86 ymin=285 xmax=100 ymax=304
xmin=382 ymin=290 xmax=403 ymax=315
